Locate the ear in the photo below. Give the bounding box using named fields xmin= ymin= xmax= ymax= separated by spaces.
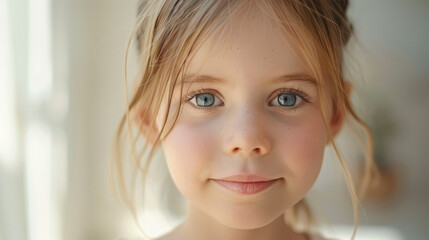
xmin=132 ymin=104 xmax=160 ymax=145
xmin=328 ymin=81 xmax=351 ymax=140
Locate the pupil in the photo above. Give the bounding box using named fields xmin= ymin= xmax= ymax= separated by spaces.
xmin=196 ymin=94 xmax=214 ymax=106
xmin=278 ymin=94 xmax=296 ymax=106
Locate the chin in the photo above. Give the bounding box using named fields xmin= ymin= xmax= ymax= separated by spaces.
xmin=211 ymin=205 xmax=285 ymax=230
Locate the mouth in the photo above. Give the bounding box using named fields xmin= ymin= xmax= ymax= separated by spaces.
xmin=214 ymin=174 xmax=280 ymax=183
xmin=211 ymin=175 xmax=282 ymax=194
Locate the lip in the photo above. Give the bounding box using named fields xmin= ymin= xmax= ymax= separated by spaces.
xmin=211 ymin=174 xmax=281 ymax=195
xmin=217 ymin=174 xmax=278 ymax=183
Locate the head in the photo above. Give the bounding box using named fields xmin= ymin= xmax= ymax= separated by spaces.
xmin=111 ymin=0 xmax=378 ymax=239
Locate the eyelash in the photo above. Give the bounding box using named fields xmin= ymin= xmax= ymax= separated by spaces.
xmin=184 ymin=87 xmax=312 ymax=112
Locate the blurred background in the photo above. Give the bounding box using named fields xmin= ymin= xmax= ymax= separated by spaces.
xmin=0 ymin=0 xmax=428 ymax=239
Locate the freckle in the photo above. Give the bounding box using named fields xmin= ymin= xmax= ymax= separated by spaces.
xmin=288 ymin=128 xmax=291 ymax=130
xmin=236 ymin=47 xmax=239 ymax=50
xmin=271 ymin=49 xmax=274 ymax=52
xmin=263 ymin=57 xmax=266 ymax=60
xmin=230 ymin=46 xmax=232 ymax=50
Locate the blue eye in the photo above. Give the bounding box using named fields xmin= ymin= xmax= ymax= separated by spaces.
xmin=276 ymin=93 xmax=301 ymax=107
xmin=185 ymin=88 xmax=310 ymax=111
xmin=196 ymin=93 xmax=214 ymax=107
xmin=270 ymin=89 xmax=310 ymax=109
xmin=187 ymin=91 xmax=223 ymax=108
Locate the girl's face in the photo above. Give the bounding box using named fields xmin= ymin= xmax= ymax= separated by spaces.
xmin=154 ymin=7 xmax=339 ymax=232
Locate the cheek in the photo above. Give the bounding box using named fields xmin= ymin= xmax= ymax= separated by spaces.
xmin=278 ymin=114 xmax=327 ymax=186
xmin=161 ymin=121 xmax=216 ymax=195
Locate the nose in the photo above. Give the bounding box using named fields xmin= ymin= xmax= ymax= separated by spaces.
xmin=222 ymin=106 xmax=271 ymax=157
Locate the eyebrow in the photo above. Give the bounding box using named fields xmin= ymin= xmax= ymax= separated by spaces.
xmin=179 ymin=72 xmax=318 ymax=87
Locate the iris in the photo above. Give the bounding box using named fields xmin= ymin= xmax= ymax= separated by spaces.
xmin=278 ymin=93 xmax=296 ymax=107
xmin=196 ymin=93 xmax=215 ymax=107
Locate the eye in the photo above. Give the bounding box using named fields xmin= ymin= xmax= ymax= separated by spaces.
xmin=268 ymin=88 xmax=310 ymax=110
xmin=273 ymin=93 xmax=302 ymax=107
xmin=186 ymin=89 xmax=223 ymax=109
xmin=185 ymin=87 xmax=311 ymax=111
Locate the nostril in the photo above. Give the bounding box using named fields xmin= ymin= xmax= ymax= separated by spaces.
xmin=231 ymin=147 xmax=263 ymax=154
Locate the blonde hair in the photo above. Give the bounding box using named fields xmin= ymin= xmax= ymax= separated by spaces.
xmin=110 ymin=0 xmax=381 ymax=239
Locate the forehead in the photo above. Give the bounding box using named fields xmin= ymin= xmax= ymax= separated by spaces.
xmin=182 ymin=4 xmax=311 ymax=87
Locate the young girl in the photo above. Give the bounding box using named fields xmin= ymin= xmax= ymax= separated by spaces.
xmin=111 ymin=0 xmax=380 ymax=239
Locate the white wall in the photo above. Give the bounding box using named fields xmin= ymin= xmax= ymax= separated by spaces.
xmin=59 ymin=0 xmax=141 ymax=239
